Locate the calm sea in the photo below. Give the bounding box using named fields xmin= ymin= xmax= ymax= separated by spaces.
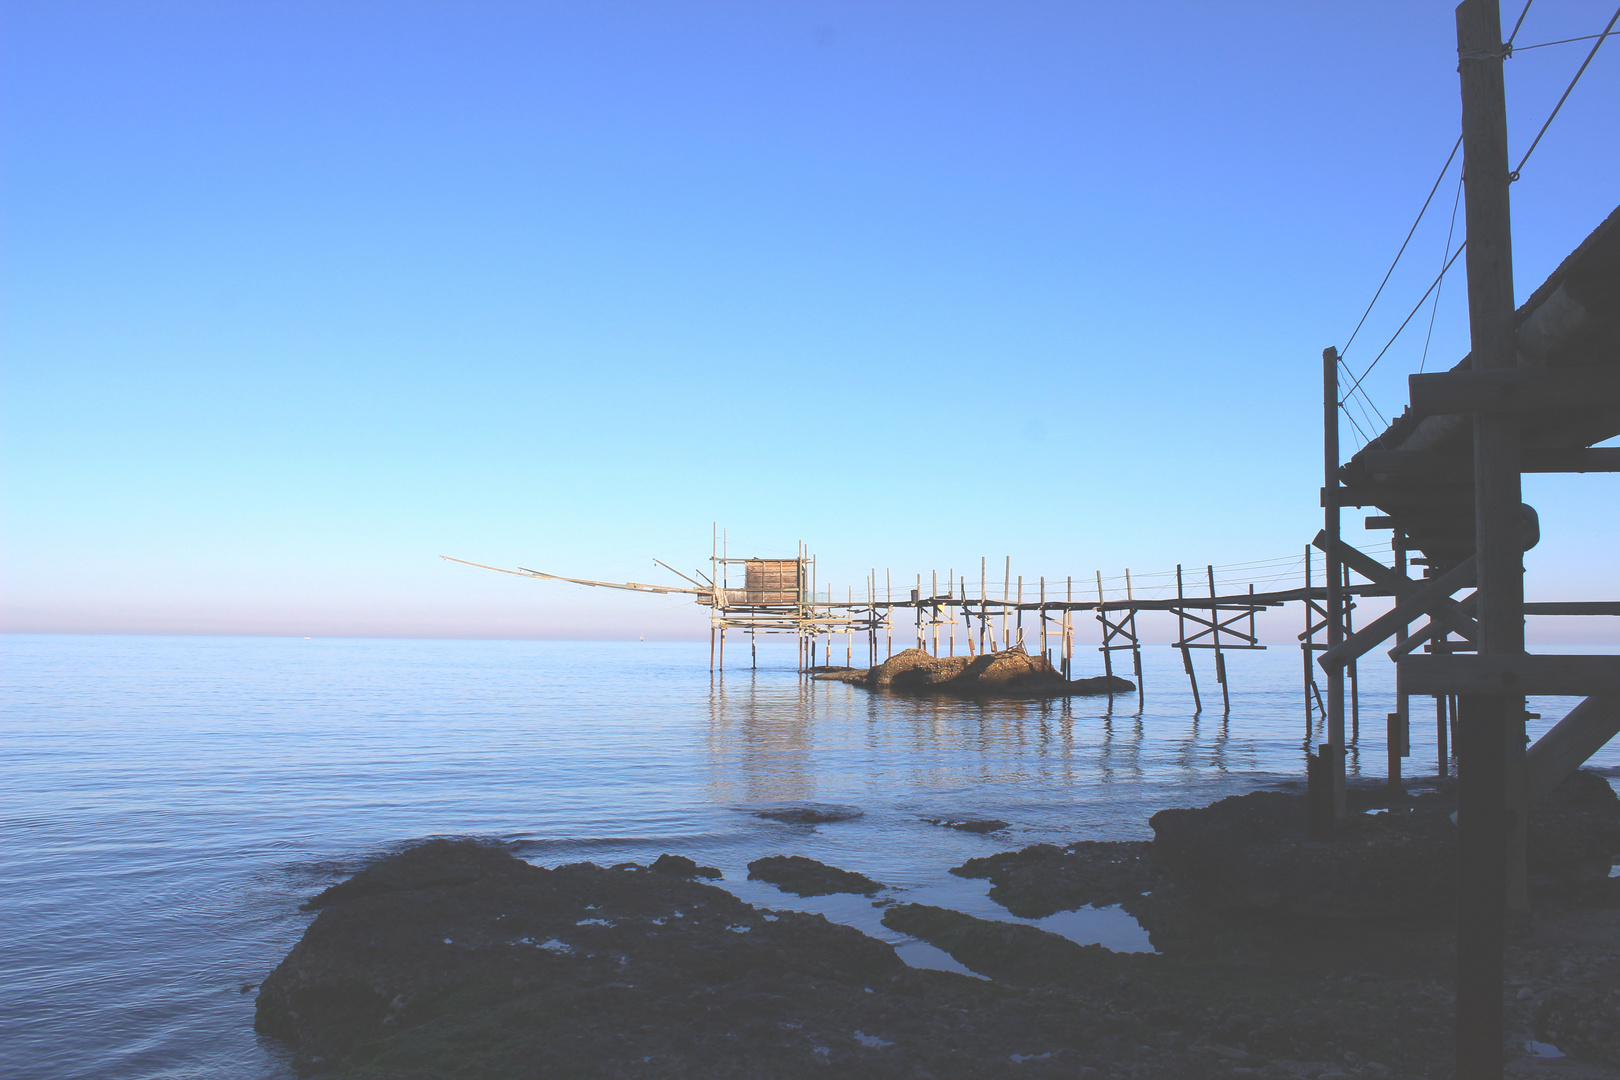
xmin=2 ymin=634 xmax=1609 ymax=1079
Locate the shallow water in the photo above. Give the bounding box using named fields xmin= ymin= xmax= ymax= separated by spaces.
xmin=1 ymin=634 xmax=1610 ymax=1079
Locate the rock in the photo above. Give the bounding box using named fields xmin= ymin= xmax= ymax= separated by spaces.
xmin=298 ymin=837 xmax=519 ymax=911
xmin=1147 ymin=772 xmax=1620 ymax=924
xmin=751 ymin=803 xmax=864 ymax=825
xmin=650 ymin=853 xmax=722 ymax=879
xmin=1148 ymin=791 xmax=1455 ymax=922
xmin=952 ymin=841 xmax=1158 ymax=919
xmin=861 ymin=647 xmax=1135 ymax=698
xmin=746 ymin=855 xmax=884 ymax=896
xmin=922 ymin=817 xmax=1009 ymax=834
xmin=1534 ymin=986 xmax=1620 ymax=1066
xmin=1527 ymin=770 xmax=1620 ymax=896
xmin=259 ymin=839 xmax=1191 ymax=1079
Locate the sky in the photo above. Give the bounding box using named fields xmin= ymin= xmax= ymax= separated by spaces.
xmin=3 ymin=1 xmax=1617 ymax=642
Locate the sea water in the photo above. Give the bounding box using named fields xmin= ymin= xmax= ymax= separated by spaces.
xmin=2 ymin=634 xmax=1612 ymax=1079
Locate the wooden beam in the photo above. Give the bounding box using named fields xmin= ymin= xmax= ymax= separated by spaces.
xmin=1321 ymin=485 xmax=1473 ymax=508
xmin=1398 ymin=653 xmax=1620 ymax=697
xmin=1523 ymin=602 xmax=1620 ymax=616
xmin=1360 ymin=447 xmax=1620 ymax=479
xmin=1409 ymin=367 xmax=1620 ymax=416
xmin=1317 ymin=554 xmax=1479 ymax=670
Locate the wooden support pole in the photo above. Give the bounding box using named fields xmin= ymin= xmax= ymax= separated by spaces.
xmin=1096 ymin=571 xmax=1112 ymax=681
xmin=1456 ymin=0 xmax=1521 ymax=1071
xmin=981 ymin=557 xmax=988 ymax=655
xmin=1391 ymin=532 xmax=1410 ymax=789
xmin=1039 ymin=576 xmax=1046 ymax=661
xmin=1347 ymin=562 xmax=1360 ymax=743
xmin=1209 ymin=565 xmax=1230 ymax=714
xmin=1127 ymin=570 xmax=1142 ymax=698
xmin=963 ymin=577 xmax=974 ymax=656
xmin=1003 ymin=556 xmax=1011 ymax=650
xmin=1177 ymin=564 xmax=1201 ymax=713
xmin=916 ymin=574 xmax=923 ymax=651
xmin=1065 ymin=576 xmax=1073 ymax=678
xmin=1323 ymin=347 xmax=1347 ymax=823
xmin=933 ymin=573 xmax=946 ymax=660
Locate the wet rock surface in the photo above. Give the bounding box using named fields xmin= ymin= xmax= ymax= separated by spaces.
xmin=746 ymin=855 xmax=884 ymax=896
xmin=819 ymin=646 xmax=1135 ymax=698
xmin=256 ymin=773 xmax=1620 ymax=1078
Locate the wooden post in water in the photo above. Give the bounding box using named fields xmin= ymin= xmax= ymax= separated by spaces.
xmin=1176 ymin=564 xmax=1201 ymax=712
xmin=1127 ymin=570 xmax=1142 ymax=698
xmin=1096 ymin=571 xmax=1113 ymax=682
xmin=1303 ymin=544 xmax=1314 ymax=726
xmin=1065 ymin=577 xmax=1073 ymax=679
xmin=1209 ymin=565 xmax=1230 ymax=714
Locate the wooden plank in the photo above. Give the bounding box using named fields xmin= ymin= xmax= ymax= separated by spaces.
xmin=1398 ymin=653 xmax=1620 ymax=697
xmin=1523 ymin=602 xmax=1620 ymax=616
xmin=1409 ymin=366 xmax=1620 ymax=415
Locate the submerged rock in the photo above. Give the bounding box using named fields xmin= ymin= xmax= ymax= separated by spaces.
xmin=923 ymin=816 xmax=1010 ymax=834
xmin=750 ymin=803 xmax=864 ymax=825
xmin=829 ymin=646 xmax=1134 ymax=698
xmin=746 ymin=855 xmax=884 ymax=896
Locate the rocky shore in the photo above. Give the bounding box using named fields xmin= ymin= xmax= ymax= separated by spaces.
xmin=813 ymin=646 xmax=1135 ymax=698
xmin=255 ymin=772 xmax=1620 ymax=1079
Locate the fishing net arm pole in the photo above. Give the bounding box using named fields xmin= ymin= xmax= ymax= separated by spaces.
xmin=439 ymin=556 xmax=708 ymax=596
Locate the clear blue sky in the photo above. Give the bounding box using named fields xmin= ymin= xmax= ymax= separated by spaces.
xmin=3 ymin=1 xmax=1616 ymax=641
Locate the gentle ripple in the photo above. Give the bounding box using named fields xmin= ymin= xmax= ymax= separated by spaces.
xmin=1 ymin=634 xmax=1609 ymax=1079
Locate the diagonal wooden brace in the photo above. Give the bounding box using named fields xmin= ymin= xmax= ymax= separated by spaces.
xmin=1526 ymin=696 xmax=1620 ymax=803
xmin=1311 ymin=534 xmax=1477 ymax=672
xmin=1388 ymin=592 xmax=1479 ymax=659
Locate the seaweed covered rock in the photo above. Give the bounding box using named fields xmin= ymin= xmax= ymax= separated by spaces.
xmin=261 ymin=839 xmax=1286 ymax=1079
xmin=951 ymin=841 xmax=1159 ymax=919
xmin=1148 ymin=789 xmax=1456 ymax=922
xmin=649 ymin=853 xmax=722 ymax=879
xmin=1528 ymin=769 xmax=1620 ymax=895
xmin=258 ymin=840 xmax=906 ymax=1077
xmin=858 ymin=647 xmax=1133 ymax=698
xmin=746 ymin=855 xmax=883 ymax=896
xmin=1147 ymin=771 xmax=1620 ymax=924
